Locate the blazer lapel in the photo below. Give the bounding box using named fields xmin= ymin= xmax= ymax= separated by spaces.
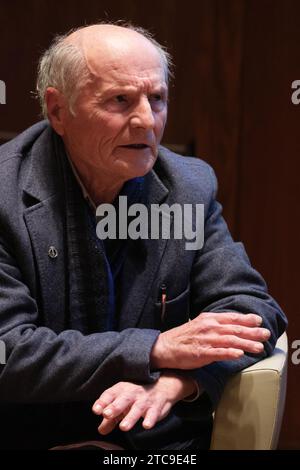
xmin=118 ymin=168 xmax=171 ymax=330
xmin=22 ymin=127 xmax=112 ymax=333
xmin=22 ymin=127 xmax=67 ymax=332
xmin=23 ymin=196 xmax=66 ymax=332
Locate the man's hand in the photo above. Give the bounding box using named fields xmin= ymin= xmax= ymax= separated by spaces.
xmin=150 ymin=312 xmax=271 ymax=370
xmin=92 ymin=371 xmax=196 ymax=435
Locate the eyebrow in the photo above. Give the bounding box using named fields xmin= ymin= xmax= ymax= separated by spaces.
xmin=95 ymin=84 xmax=168 ymax=100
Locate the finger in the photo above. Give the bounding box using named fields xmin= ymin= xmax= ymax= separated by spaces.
xmin=98 ymin=416 xmax=120 ymax=435
xmin=211 ymin=334 xmax=265 ymax=354
xmin=159 ymin=402 xmax=173 ymax=421
xmin=142 ymin=403 xmax=171 ymax=430
xmin=119 ymin=404 xmax=146 ymax=432
xmin=103 ymin=397 xmax=133 ymax=420
xmin=203 ymin=312 xmax=263 ymax=327
xmin=206 ymin=347 xmax=245 ymax=361
xmin=92 ymin=390 xmax=117 ymax=415
xmin=214 ymin=324 xmax=271 ymax=342
xmin=142 ymin=408 xmax=160 ymax=430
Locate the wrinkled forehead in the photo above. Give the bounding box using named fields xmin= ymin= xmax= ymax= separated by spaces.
xmin=66 ymin=27 xmax=167 ymax=84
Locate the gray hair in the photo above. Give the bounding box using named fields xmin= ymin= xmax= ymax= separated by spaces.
xmin=36 ymin=22 xmax=173 ymax=118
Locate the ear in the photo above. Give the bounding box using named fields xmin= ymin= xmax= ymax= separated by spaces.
xmin=45 ymin=87 xmax=69 ymax=136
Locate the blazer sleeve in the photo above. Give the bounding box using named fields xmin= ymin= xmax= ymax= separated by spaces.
xmin=188 ymin=166 xmax=287 ymax=407
xmin=0 ymin=231 xmax=160 ymax=404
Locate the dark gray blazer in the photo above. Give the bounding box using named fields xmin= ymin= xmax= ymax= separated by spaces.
xmin=0 ymin=121 xmax=287 ymax=448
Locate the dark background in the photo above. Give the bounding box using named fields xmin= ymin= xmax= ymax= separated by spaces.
xmin=0 ymin=0 xmax=299 ymax=449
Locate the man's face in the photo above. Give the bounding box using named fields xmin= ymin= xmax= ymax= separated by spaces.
xmin=59 ymin=36 xmax=168 ymax=183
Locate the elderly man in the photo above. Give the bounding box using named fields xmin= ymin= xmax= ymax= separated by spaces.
xmin=0 ymin=23 xmax=286 ymax=450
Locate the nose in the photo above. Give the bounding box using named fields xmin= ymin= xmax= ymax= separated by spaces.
xmin=129 ymin=97 xmax=155 ymax=130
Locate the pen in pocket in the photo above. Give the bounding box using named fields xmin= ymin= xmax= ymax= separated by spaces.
xmin=160 ymin=284 xmax=167 ymax=321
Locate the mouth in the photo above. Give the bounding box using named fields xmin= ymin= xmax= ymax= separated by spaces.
xmin=120 ymin=143 xmax=150 ymax=149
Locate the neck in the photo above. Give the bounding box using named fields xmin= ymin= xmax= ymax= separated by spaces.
xmin=69 ymin=157 xmax=124 ymax=205
xmin=89 ymin=181 xmax=123 ymax=205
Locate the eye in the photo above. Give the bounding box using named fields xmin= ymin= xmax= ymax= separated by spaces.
xmin=149 ymin=93 xmax=167 ymax=106
xmin=151 ymin=94 xmax=162 ymax=101
xmin=149 ymin=93 xmax=167 ymax=111
xmin=115 ymin=95 xmax=127 ymax=103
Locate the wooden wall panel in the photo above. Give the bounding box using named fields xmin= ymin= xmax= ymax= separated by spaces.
xmin=237 ymin=0 xmax=300 ymax=449
xmin=193 ymin=0 xmax=246 ymax=233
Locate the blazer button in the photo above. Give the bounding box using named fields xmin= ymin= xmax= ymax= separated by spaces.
xmin=48 ymin=246 xmax=58 ymax=259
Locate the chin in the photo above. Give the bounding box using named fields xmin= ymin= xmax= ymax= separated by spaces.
xmin=135 ymin=162 xmax=156 ymax=177
xmin=124 ymin=157 xmax=157 ymax=178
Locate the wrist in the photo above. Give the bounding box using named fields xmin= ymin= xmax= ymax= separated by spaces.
xmin=173 ymin=372 xmax=199 ymax=400
xmin=150 ymin=333 xmax=168 ymax=370
xmin=159 ymin=370 xmax=197 ymax=401
xmin=182 ymin=379 xmax=202 ymax=402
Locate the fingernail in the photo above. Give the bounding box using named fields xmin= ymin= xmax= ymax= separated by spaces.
xmin=93 ymin=404 xmax=102 ymax=413
xmin=263 ymin=330 xmax=270 ymax=339
xmin=120 ymin=420 xmax=129 ymax=429
xmin=235 ymin=349 xmax=244 ymax=357
xmin=255 ymin=342 xmax=263 ymax=351
xmin=104 ymin=408 xmax=113 ymax=417
xmin=256 ymin=317 xmax=263 ymax=325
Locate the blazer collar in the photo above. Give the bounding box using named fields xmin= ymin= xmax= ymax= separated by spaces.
xmin=23 ymin=125 xmax=64 ymax=203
